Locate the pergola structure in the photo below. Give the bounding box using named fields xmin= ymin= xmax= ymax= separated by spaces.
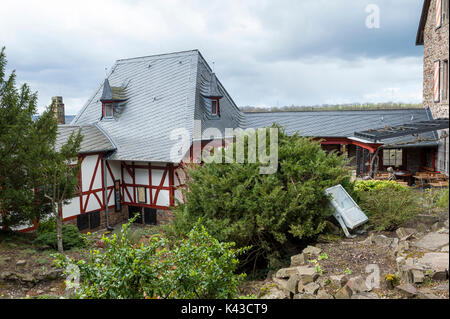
xmin=354 ymin=119 xmax=449 ymax=142
xmin=353 ymin=118 xmax=449 ymax=177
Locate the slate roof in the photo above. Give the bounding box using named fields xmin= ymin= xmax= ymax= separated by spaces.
xmin=70 ymin=49 xmax=438 ymax=161
xmin=56 ymin=124 xmax=116 ymax=154
xmin=244 ymin=108 xmax=439 ymax=147
xmin=71 ymin=50 xmax=244 ymax=163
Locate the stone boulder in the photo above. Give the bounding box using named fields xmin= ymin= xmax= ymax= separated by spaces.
xmin=290 ymin=253 xmax=308 ymax=267
xmin=334 ymin=285 xmax=353 ymax=299
xmin=413 ymin=233 xmax=449 ymax=251
xmin=302 ymin=245 xmax=322 ymax=256
xmin=395 ymin=283 xmax=417 ymax=298
xmin=345 ymin=276 xmax=370 ymax=293
xmin=417 ymin=252 xmax=449 ymax=280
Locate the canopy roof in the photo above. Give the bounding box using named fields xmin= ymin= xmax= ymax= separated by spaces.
xmin=354 ymin=118 xmax=449 ymax=142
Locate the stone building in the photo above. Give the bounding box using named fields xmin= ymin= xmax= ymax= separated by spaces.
xmin=417 ymin=0 xmax=449 ymax=175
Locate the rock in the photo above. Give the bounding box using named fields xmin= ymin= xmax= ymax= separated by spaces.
xmin=302 ymin=245 xmax=322 ymax=256
xmin=50 ymin=287 xmax=58 ymax=292
xmin=395 ymin=241 xmax=409 ymax=255
xmin=272 ymin=277 xmax=290 ymax=294
xmin=330 ymin=275 xmax=348 ymax=287
xmin=415 ymin=214 xmax=439 ymax=225
xmin=261 ymin=287 xmax=288 ymax=299
xmin=316 ymin=289 xmax=334 ymax=299
xmin=346 ymin=276 xmax=370 ymax=293
xmin=290 ymin=253 xmax=308 ymax=267
xmin=275 ymin=267 xmax=299 ymax=279
xmin=351 ymin=292 xmax=379 ymax=299
xmin=43 ymin=269 xmax=63 ymax=280
xmin=411 ymin=269 xmax=424 ymax=284
xmin=417 ymin=292 xmax=442 ymax=299
xmin=16 ymin=260 xmax=27 ymax=266
xmin=334 ymin=285 xmax=353 ymax=299
xmin=414 ymin=233 xmax=449 ymax=251
xmin=390 ymin=238 xmax=399 ymax=251
xmin=395 ymin=283 xmax=417 ymax=298
xmin=297 ymin=267 xmax=319 ymax=285
xmin=36 ymin=289 xmax=45 ymax=295
xmin=286 ymin=275 xmax=299 ymax=294
xmin=396 ymin=228 xmax=416 ymax=241
xmin=359 ymin=234 xmax=373 ymax=245
xmin=303 ymin=282 xmax=320 ymax=295
xmin=417 ymin=252 xmax=449 ymax=279
xmin=0 ymin=271 xmax=14 ymax=281
xmin=373 ymin=234 xmax=394 ymax=247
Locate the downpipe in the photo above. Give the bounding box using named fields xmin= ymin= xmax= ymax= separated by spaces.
xmin=102 ymin=157 xmax=115 ymax=231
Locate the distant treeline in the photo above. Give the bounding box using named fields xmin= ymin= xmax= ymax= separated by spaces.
xmin=239 ymin=103 xmax=423 ymax=112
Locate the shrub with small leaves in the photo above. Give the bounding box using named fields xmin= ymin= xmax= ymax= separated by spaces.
xmin=34 ymin=220 xmax=84 ymax=250
xmin=355 ymin=182 xmax=419 ymax=231
xmin=54 ymin=219 xmax=246 ymax=299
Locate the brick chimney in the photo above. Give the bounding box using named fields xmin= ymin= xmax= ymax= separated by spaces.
xmin=52 ymin=96 xmax=65 ymax=124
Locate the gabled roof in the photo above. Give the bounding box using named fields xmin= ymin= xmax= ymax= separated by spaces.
xmin=56 ymin=124 xmax=116 ymax=154
xmin=244 ymin=108 xmax=438 ymax=147
xmin=71 ymin=50 xmax=244 ymax=163
xmin=416 ymin=0 xmax=431 ymax=45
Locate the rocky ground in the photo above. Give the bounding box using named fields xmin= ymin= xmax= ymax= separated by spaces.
xmin=242 ymin=210 xmax=449 ymax=299
xmin=1 ymin=211 xmax=449 ymax=299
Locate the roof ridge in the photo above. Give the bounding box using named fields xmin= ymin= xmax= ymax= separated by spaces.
xmin=116 ymin=49 xmax=199 ymax=63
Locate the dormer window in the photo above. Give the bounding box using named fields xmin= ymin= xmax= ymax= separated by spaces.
xmin=103 ymin=102 xmax=114 ymax=118
xmin=100 ymin=78 xmax=126 ymax=120
xmin=201 ymin=73 xmax=223 ymax=118
xmin=211 ymin=99 xmax=219 ymax=116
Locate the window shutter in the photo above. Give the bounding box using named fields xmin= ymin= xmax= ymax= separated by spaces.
xmin=436 ymin=0 xmax=442 ymax=27
xmin=434 ymin=61 xmax=441 ymax=102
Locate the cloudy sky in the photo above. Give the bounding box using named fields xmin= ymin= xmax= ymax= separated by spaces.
xmin=1 ymin=0 xmax=424 ymax=114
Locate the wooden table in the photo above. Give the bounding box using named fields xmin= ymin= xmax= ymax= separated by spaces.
xmin=394 ymin=171 xmax=413 ymax=185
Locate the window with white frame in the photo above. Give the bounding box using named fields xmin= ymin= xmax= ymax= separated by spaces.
xmin=383 ymin=148 xmax=403 ymax=167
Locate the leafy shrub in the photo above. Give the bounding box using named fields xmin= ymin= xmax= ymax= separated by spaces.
xmin=54 ymin=219 xmax=245 ymax=299
xmin=355 ymin=183 xmax=419 ymax=231
xmin=168 ymin=127 xmax=352 ymax=268
xmin=33 ymin=219 xmax=84 ymax=250
xmin=437 ymin=188 xmax=449 ymax=209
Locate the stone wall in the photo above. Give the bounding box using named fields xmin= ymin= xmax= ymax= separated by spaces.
xmin=423 ymin=0 xmax=449 ymax=119
xmin=422 ymin=0 xmax=449 ymax=174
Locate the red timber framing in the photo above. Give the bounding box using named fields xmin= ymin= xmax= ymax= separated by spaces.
xmin=63 ymin=152 xmax=105 ymax=222
xmin=120 ymin=161 xmax=175 ymax=210
xmin=318 ymin=137 xmax=381 ymax=154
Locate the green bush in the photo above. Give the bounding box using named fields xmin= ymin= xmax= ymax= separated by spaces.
xmin=354 ymin=180 xmax=408 ymax=193
xmin=33 ymin=219 xmax=84 ymax=250
xmin=168 ymin=127 xmax=352 ymax=268
xmin=355 ymin=183 xmax=419 ymax=231
xmin=54 ymin=219 xmax=246 ymax=299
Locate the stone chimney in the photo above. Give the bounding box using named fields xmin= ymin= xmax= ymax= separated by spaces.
xmin=52 ymin=96 xmax=65 ymax=124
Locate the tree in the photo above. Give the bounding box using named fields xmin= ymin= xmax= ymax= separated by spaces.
xmin=169 ymin=127 xmax=352 ymax=270
xmin=40 ymin=121 xmax=82 ymax=253
xmin=0 ymin=47 xmax=55 ymax=228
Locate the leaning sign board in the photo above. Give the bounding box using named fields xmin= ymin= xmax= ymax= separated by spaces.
xmin=325 ymin=184 xmax=368 ymax=238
